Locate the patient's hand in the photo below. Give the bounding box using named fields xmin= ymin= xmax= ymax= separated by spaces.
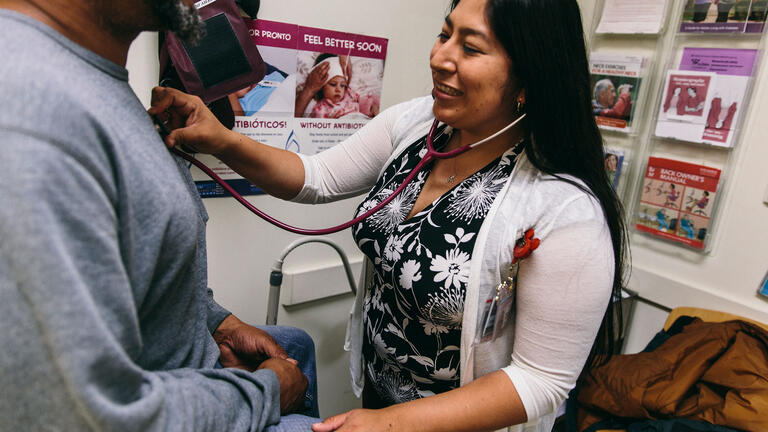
xmin=214 ymin=314 xmax=290 ymax=370
xmin=258 ymin=358 xmax=309 ymax=414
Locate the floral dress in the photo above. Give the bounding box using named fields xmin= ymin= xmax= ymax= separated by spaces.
xmin=352 ymin=127 xmax=521 ymax=405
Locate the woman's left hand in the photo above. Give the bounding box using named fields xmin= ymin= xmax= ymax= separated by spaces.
xmin=312 ymin=409 xmax=397 ymax=432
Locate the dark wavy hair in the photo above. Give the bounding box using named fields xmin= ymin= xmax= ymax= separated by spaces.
xmin=449 ymin=0 xmax=629 ymax=369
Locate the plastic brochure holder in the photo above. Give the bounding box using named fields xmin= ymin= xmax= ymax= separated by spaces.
xmin=588 ymin=0 xmax=767 ymax=254
xmin=586 ymin=0 xmax=675 ymax=210
xmin=628 ymin=0 xmax=767 ymax=254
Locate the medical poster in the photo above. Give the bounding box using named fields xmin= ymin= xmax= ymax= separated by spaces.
xmin=190 ymin=18 xmax=388 ymax=197
xmin=590 ymin=53 xmax=645 ymax=132
xmin=635 ymin=157 xmax=721 ymax=250
xmin=680 ymin=0 xmax=767 ymax=33
xmin=596 ymin=0 xmax=667 ymax=34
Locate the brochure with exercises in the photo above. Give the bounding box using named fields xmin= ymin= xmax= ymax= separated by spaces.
xmin=590 ymin=53 xmax=645 ymax=133
xmin=596 ymin=0 xmax=667 ymax=34
xmin=635 ymin=157 xmax=722 ymax=250
xmin=655 ymin=48 xmax=757 ymax=147
xmin=603 ymin=147 xmax=626 ymax=191
xmin=680 ymin=0 xmax=767 ymax=34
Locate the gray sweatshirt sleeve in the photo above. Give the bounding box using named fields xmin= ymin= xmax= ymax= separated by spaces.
xmin=0 ymin=130 xmax=280 ymax=432
xmin=207 ymin=288 xmax=234 ymax=333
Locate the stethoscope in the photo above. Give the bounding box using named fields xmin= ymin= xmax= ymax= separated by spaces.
xmin=163 ymin=113 xmax=526 ymax=235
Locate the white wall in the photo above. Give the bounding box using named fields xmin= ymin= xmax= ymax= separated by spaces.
xmin=126 ymin=0 xmax=768 ymax=418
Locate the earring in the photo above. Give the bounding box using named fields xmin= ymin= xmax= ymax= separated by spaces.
xmin=516 ymin=99 xmax=525 ymax=113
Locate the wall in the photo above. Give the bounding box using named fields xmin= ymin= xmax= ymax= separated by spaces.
xmin=125 ymin=0 xmax=768 ymax=418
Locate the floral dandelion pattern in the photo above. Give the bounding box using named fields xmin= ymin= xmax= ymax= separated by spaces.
xmin=353 ymin=128 xmax=520 ymax=402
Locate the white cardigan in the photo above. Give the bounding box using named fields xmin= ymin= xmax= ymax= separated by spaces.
xmin=294 ymin=96 xmax=614 ymax=432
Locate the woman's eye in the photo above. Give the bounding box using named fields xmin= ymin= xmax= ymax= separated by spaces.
xmin=463 ymin=45 xmax=481 ymax=54
xmin=437 ymin=32 xmax=449 ymax=41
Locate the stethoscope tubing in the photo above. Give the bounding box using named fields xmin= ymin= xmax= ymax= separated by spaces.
xmin=169 ymin=113 xmax=525 ymax=235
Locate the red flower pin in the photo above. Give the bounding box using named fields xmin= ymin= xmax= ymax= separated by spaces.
xmin=512 ymin=229 xmax=540 ymax=263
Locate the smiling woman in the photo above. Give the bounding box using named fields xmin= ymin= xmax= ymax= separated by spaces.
xmin=149 ymin=0 xmax=627 ymax=430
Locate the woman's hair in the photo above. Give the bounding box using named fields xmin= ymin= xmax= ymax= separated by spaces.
xmin=449 ymin=0 xmax=629 ymax=369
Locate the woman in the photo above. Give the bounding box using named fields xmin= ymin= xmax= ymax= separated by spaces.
xmin=149 ymin=0 xmax=627 ymax=430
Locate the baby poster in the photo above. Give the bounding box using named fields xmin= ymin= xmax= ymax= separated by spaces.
xmin=291 ymin=25 xmax=387 ymax=155
xmin=635 ymin=157 xmax=721 ymax=250
xmin=190 ymin=18 xmax=388 ymax=197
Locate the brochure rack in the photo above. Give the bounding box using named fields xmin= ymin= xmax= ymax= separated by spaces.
xmin=587 ymin=0 xmax=766 ymax=254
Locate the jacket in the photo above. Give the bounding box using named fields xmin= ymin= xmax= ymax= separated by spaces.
xmin=576 ymin=318 xmax=768 ymax=432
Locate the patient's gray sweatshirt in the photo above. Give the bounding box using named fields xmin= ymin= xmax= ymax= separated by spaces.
xmin=0 ymin=10 xmax=280 ymax=431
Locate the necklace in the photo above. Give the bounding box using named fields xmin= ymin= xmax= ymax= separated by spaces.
xmin=445 ymin=137 xmax=526 ymax=185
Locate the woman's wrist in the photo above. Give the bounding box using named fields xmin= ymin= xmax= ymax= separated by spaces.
xmin=214 ymin=128 xmax=247 ymax=160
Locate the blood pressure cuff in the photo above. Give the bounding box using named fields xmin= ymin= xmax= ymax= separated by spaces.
xmin=161 ymin=0 xmax=265 ymax=105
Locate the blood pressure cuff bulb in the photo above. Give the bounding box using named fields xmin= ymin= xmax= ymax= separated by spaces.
xmin=160 ymin=0 xmax=264 ymax=127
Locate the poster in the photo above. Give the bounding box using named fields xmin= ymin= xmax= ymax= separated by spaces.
xmin=590 ymin=53 xmax=645 ymax=132
xmin=680 ymin=0 xmax=767 ymax=33
xmin=191 ymin=19 xmax=388 ymax=197
xmin=635 ymin=157 xmax=721 ymax=250
xmin=596 ymin=0 xmax=667 ymax=34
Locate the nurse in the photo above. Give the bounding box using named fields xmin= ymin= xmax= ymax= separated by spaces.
xmin=151 ymin=0 xmax=627 ymax=430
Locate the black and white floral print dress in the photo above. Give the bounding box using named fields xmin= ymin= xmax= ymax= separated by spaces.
xmin=352 ymin=127 xmax=521 ymax=405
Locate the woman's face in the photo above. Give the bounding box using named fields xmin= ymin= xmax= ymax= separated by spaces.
xmin=430 ymin=0 xmax=518 ymax=135
xmin=322 ymin=76 xmax=347 ymax=103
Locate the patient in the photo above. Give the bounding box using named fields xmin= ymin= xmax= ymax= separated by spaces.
xmin=0 ymin=0 xmax=317 ymax=430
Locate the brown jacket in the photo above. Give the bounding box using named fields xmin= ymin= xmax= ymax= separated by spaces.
xmin=576 ymin=319 xmax=768 ymax=432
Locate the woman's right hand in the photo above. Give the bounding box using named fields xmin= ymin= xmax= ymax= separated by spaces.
xmin=148 ymin=86 xmax=236 ymax=155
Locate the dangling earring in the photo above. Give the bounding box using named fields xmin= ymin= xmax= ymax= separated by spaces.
xmin=516 ymin=98 xmax=526 ymax=114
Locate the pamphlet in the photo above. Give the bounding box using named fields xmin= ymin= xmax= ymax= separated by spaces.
xmin=635 ymin=157 xmax=722 ymax=250
xmin=590 ymin=53 xmax=645 ymax=132
xmin=604 ymin=147 xmax=626 ymax=191
xmin=190 ymin=18 xmax=388 ymax=197
xmin=596 ymin=0 xmax=667 ymax=34
xmin=655 ymin=48 xmax=757 ymax=148
xmin=760 ymin=271 xmax=768 ymax=299
xmin=680 ymin=0 xmax=767 ymax=34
